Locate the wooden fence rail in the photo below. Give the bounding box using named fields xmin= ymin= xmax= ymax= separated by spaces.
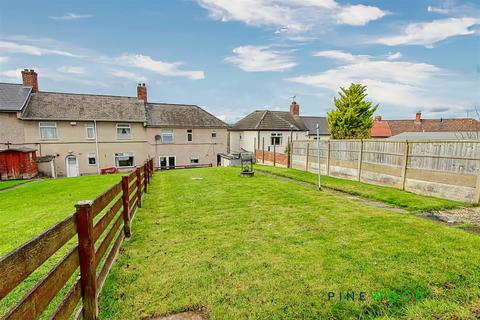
xmin=0 ymin=158 xmax=154 ymax=320
xmin=256 ymin=139 xmax=480 ymax=203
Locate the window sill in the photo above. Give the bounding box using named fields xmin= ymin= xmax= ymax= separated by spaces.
xmin=39 ymin=138 xmax=59 ymax=141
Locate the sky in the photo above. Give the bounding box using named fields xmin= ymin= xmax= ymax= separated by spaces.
xmin=0 ymin=0 xmax=479 ymax=123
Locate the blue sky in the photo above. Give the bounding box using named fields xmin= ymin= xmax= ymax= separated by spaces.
xmin=0 ymin=0 xmax=479 ymax=123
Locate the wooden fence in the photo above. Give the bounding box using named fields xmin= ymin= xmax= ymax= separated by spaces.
xmin=0 ymin=158 xmax=155 ymax=320
xmin=257 ymin=139 xmax=480 ymax=203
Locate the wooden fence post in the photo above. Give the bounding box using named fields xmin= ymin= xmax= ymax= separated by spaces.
xmin=273 ymin=144 xmax=276 ymax=167
xmin=136 ymin=168 xmax=142 ymax=208
xmin=262 ymin=137 xmax=265 ymax=164
xmin=287 ymin=138 xmax=291 ymax=168
xmin=305 ymin=142 xmax=310 ymax=172
xmin=326 ymin=140 xmax=331 ymax=176
xmin=144 ymin=164 xmax=148 ymax=193
xmin=357 ymin=139 xmax=363 ymax=181
xmin=150 ymin=159 xmax=154 ymax=177
xmin=75 ymin=201 xmax=98 ymax=320
xmin=121 ymin=176 xmax=131 ymax=237
xmin=401 ymin=141 xmax=410 ymax=190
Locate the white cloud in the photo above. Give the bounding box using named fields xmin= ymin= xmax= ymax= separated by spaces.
xmin=386 ymin=52 xmax=402 ymax=60
xmin=57 ymin=66 xmax=87 ymax=75
xmin=50 ymin=13 xmax=93 ymax=20
xmin=286 ymin=51 xmax=461 ymax=111
xmin=225 ymin=45 xmax=297 ymax=72
xmin=0 ymin=69 xmax=22 ymax=80
xmin=110 ymin=69 xmax=147 ymax=82
xmin=0 ymin=56 xmax=8 ymax=64
xmin=117 ymin=54 xmax=204 ymax=80
xmin=197 ymin=0 xmax=387 ymax=35
xmin=0 ymin=40 xmax=81 ymax=57
xmin=313 ymin=50 xmax=370 ymax=63
xmin=336 ymin=5 xmax=387 ymax=26
xmin=427 ymin=5 xmax=449 ymax=14
xmin=377 ymin=17 xmax=479 ymax=47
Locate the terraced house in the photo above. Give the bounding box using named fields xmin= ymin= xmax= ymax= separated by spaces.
xmin=0 ymin=69 xmax=228 ymax=177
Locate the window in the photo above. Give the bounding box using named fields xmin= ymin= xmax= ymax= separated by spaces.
xmin=161 ymin=129 xmax=174 ymax=143
xmin=187 ymin=129 xmax=193 ymax=142
xmin=190 ymin=156 xmax=199 ymax=164
xmin=211 ymin=130 xmax=217 ymax=138
xmin=116 ymin=123 xmax=131 ymax=139
xmin=114 ymin=152 xmax=134 ymax=168
xmin=271 ymin=133 xmax=283 ymax=146
xmin=39 ymin=122 xmax=57 ymax=139
xmin=85 ymin=123 xmax=95 ymax=140
xmin=87 ymin=154 xmax=96 ymax=165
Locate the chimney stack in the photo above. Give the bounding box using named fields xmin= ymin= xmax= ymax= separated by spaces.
xmin=137 ymin=83 xmax=147 ymax=105
xmin=290 ymin=101 xmax=299 ymax=116
xmin=375 ymin=115 xmax=382 ymax=121
xmin=21 ymin=69 xmax=38 ymax=93
xmin=415 ymin=111 xmax=422 ymax=123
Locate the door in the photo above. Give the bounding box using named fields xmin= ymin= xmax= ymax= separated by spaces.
xmin=159 ymin=156 xmax=176 ymax=169
xmin=66 ymin=156 xmax=79 ymax=177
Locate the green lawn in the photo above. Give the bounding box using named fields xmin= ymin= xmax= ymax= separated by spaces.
xmin=0 ymin=174 xmax=121 ymax=318
xmin=0 ymin=179 xmax=30 ymax=191
xmin=99 ymin=167 xmax=480 ymax=319
xmin=254 ymin=165 xmax=465 ymax=213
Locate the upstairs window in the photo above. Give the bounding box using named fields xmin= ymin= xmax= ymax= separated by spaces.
xmin=85 ymin=123 xmax=95 ymax=140
xmin=115 ymin=152 xmax=134 ymax=168
xmin=211 ymin=130 xmax=217 ymax=138
xmin=271 ymin=133 xmax=282 ymax=146
xmin=39 ymin=122 xmax=57 ymax=139
xmin=116 ymin=123 xmax=131 ymax=140
xmin=187 ymin=129 xmax=193 ymax=142
xmin=161 ymin=129 xmax=174 ymax=143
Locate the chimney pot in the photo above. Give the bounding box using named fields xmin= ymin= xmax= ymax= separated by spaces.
xmin=21 ymin=69 xmax=38 ymax=93
xmin=415 ymin=111 xmax=422 ymax=123
xmin=290 ymin=101 xmax=299 ymax=116
xmin=137 ymin=83 xmax=147 ymax=105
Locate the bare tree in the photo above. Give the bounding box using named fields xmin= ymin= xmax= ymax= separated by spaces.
xmin=455 ymin=106 xmax=480 ymax=140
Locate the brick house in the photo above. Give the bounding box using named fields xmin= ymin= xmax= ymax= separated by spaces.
xmin=0 ymin=69 xmax=228 ymax=177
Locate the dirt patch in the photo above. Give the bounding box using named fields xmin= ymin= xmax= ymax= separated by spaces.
xmin=430 ymin=207 xmax=480 ymax=226
xmin=150 ymin=308 xmax=207 ymax=320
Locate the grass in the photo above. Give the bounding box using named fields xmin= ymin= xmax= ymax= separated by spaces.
xmin=254 ymin=164 xmax=465 ymax=213
xmin=0 ymin=179 xmax=30 ymax=191
xmin=99 ymin=167 xmax=480 ymax=319
xmin=0 ymin=173 xmax=121 ymax=318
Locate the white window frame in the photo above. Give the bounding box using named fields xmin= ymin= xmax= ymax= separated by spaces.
xmin=39 ymin=122 xmax=57 ymax=140
xmin=190 ymin=156 xmax=199 ymax=164
xmin=116 ymin=123 xmax=131 ymax=140
xmin=114 ymin=152 xmax=135 ymax=168
xmin=187 ymin=129 xmax=193 ymax=142
xmin=87 ymin=153 xmax=96 ymax=166
xmin=271 ymin=133 xmax=283 ymax=146
xmin=85 ymin=123 xmax=95 ymax=140
xmin=211 ymin=130 xmax=217 ymax=138
xmin=161 ymin=129 xmax=174 ymax=144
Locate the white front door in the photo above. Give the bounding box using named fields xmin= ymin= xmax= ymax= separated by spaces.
xmin=66 ymin=156 xmax=79 ymax=177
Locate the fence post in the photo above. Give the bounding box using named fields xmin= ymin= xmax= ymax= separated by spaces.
xmin=305 ymin=142 xmax=310 ymax=172
xmin=401 ymin=141 xmax=410 ymax=190
xmin=287 ymin=138 xmax=291 ymax=168
xmin=357 ymin=139 xmax=363 ymax=181
xmin=326 ymin=140 xmax=331 ymax=176
xmin=262 ymin=137 xmax=265 ymax=164
xmin=144 ymin=163 xmax=148 ymax=193
xmin=475 ymin=168 xmax=480 ymax=204
xmin=273 ymin=144 xmax=276 ymax=167
xmin=75 ymin=201 xmax=98 ymax=320
xmin=136 ymin=168 xmax=142 ymax=208
xmin=150 ymin=159 xmax=154 ymax=177
xmin=121 ymin=176 xmax=131 ymax=237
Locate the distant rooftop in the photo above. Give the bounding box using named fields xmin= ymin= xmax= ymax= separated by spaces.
xmin=0 ymin=83 xmax=32 ymax=112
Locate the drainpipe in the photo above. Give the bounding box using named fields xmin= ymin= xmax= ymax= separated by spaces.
xmin=94 ymin=120 xmax=100 ymax=174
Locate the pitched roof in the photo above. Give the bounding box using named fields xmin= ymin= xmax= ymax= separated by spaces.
xmin=370 ymin=120 xmax=391 ymax=137
xmin=0 ymin=83 xmax=32 ymax=112
xmin=21 ymin=92 xmax=146 ymax=122
xmin=146 ymin=103 xmax=228 ymax=128
xmin=300 ymin=116 xmax=329 ymax=135
xmin=231 ymin=110 xmax=307 ymax=131
xmin=388 ymin=118 xmax=480 ymax=136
